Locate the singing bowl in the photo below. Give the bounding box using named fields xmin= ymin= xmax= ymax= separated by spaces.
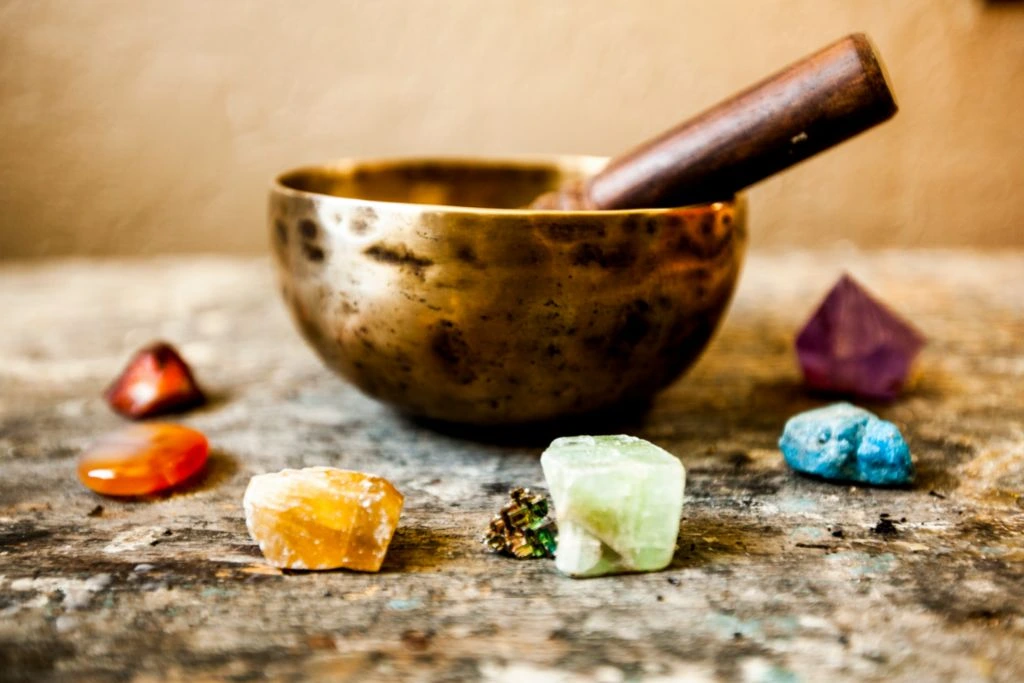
xmin=270 ymin=156 xmax=746 ymax=425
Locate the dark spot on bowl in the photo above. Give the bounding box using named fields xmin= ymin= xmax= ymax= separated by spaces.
xmin=455 ymin=244 xmax=480 ymax=265
xmin=274 ymin=219 xmax=288 ymax=245
xmin=700 ymin=215 xmax=716 ymax=237
xmin=430 ymin=320 xmax=477 ymax=384
xmin=622 ymin=216 xmax=641 ymax=234
xmin=584 ymin=300 xmax=654 ymax=360
xmin=526 ymin=248 xmax=544 ymax=266
xmin=302 ymin=243 xmax=325 ymax=262
xmin=364 ymin=243 xmax=434 ymax=280
xmin=350 ymin=217 xmax=370 ymax=235
xmin=674 ymin=226 xmax=733 ymax=259
xmin=299 ymin=219 xmax=318 ymax=240
xmin=544 ymin=220 xmax=606 ymax=242
xmin=350 ymin=208 xmax=377 ymax=236
xmin=571 ymin=243 xmax=603 ymax=267
xmin=614 ymin=300 xmax=652 ymax=348
xmin=646 ymin=217 xmax=659 ymax=235
xmin=570 ymin=243 xmax=637 ymax=269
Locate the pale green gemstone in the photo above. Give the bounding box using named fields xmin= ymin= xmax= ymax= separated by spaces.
xmin=540 ymin=435 xmax=685 ymax=578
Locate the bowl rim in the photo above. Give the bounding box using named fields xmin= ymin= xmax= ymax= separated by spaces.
xmin=271 ymin=154 xmax=738 ymax=217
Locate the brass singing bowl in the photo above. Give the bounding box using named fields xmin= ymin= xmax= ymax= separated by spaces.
xmin=270 ymin=156 xmax=746 ymax=425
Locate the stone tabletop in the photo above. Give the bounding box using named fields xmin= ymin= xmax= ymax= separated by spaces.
xmin=1 ymin=249 xmax=1022 ymax=682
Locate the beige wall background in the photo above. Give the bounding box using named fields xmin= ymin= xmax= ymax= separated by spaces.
xmin=1 ymin=0 xmax=1022 ymax=259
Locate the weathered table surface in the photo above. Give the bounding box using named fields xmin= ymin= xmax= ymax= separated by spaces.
xmin=1 ymin=249 xmax=1022 ymax=683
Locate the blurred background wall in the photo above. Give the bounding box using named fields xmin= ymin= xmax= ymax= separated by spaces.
xmin=1 ymin=0 xmax=1021 ymax=259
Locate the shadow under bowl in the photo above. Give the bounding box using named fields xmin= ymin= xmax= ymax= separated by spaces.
xmin=270 ymin=156 xmax=747 ymax=425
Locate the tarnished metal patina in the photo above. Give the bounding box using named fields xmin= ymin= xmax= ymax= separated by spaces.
xmin=270 ymin=156 xmax=746 ymax=424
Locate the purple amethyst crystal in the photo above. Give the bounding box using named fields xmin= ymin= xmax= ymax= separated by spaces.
xmin=796 ymin=274 xmax=925 ymax=400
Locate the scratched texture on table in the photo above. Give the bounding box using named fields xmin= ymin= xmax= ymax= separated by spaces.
xmin=0 ymin=249 xmax=1022 ymax=683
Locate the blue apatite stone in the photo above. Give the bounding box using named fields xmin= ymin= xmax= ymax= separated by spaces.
xmin=778 ymin=402 xmax=913 ymax=486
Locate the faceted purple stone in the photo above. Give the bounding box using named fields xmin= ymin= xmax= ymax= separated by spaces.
xmin=796 ymin=274 xmax=926 ymax=400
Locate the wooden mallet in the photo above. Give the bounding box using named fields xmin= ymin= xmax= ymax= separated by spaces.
xmin=531 ymin=34 xmax=897 ymax=210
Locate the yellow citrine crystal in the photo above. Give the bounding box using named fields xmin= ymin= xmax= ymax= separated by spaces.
xmin=243 ymin=467 xmax=404 ymax=572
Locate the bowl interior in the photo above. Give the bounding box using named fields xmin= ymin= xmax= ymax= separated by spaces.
xmin=277 ymin=157 xmax=602 ymax=210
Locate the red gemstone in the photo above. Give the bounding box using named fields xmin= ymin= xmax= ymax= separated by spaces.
xmin=105 ymin=342 xmax=205 ymax=419
xmin=77 ymin=423 xmax=209 ymax=496
xmin=796 ymin=274 xmax=925 ymax=400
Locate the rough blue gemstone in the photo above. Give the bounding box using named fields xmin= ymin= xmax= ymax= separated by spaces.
xmin=778 ymin=403 xmax=914 ymax=486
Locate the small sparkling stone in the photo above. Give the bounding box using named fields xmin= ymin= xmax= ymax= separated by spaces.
xmin=77 ymin=424 xmax=209 ymax=496
xmin=243 ymin=467 xmax=404 ymax=572
xmin=541 ymin=435 xmax=685 ymax=578
xmin=105 ymin=341 xmax=205 ymax=419
xmin=483 ymin=487 xmax=558 ymax=559
xmin=778 ymin=402 xmax=914 ymax=486
xmin=796 ymin=274 xmax=925 ymax=400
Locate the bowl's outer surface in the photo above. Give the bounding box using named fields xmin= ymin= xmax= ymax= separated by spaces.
xmin=271 ymin=157 xmax=747 ymax=424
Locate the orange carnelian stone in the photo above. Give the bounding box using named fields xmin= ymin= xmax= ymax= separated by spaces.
xmin=77 ymin=424 xmax=209 ymax=496
xmin=243 ymin=467 xmax=404 ymax=572
xmin=105 ymin=341 xmax=205 ymax=419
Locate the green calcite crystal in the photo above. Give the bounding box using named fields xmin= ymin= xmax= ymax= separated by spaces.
xmin=483 ymin=487 xmax=558 ymax=559
xmin=541 ymin=435 xmax=685 ymax=578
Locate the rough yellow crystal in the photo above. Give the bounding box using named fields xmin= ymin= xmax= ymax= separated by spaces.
xmin=243 ymin=467 xmax=404 ymax=571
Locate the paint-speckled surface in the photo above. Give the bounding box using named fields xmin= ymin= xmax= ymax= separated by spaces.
xmin=0 ymin=249 xmax=1022 ymax=682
